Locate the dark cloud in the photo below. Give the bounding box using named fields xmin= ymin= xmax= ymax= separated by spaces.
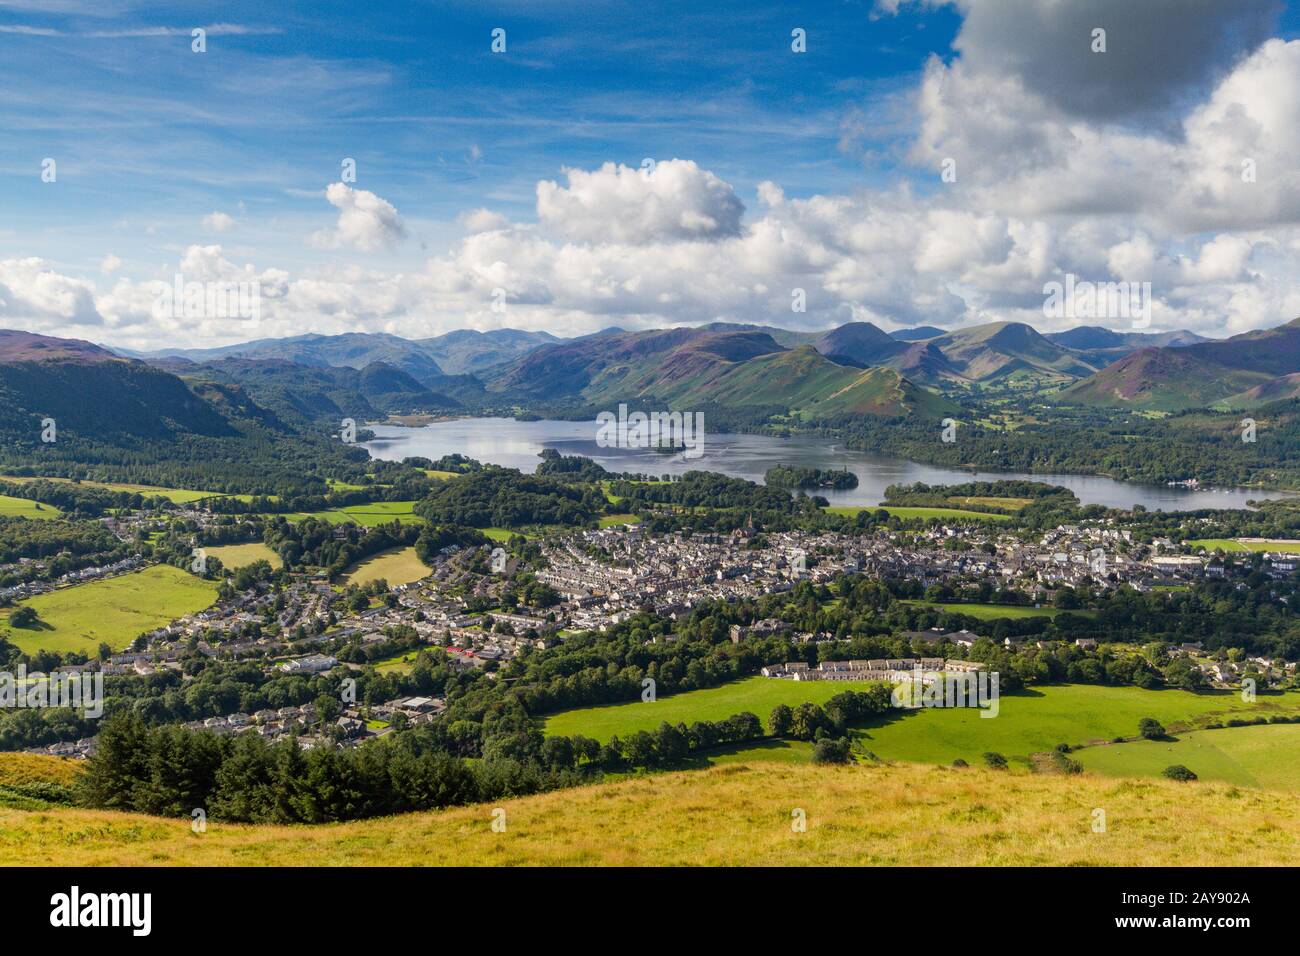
xmin=953 ymin=0 xmax=1279 ymax=123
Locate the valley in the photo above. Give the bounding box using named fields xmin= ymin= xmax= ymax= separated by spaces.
xmin=2 ymin=319 xmax=1300 ymax=869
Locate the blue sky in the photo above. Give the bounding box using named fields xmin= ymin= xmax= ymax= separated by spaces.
xmin=2 ymin=1 xmax=1298 ymax=348
xmin=1 ymin=1 xmax=959 ymax=274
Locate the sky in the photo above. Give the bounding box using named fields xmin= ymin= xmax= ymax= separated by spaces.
xmin=1 ymin=0 xmax=1299 ymax=349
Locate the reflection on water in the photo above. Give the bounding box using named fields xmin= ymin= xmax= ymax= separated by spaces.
xmin=363 ymin=417 xmax=1291 ymax=512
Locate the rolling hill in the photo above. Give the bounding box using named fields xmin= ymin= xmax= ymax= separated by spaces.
xmin=417 ymin=328 xmax=558 ymax=375
xmin=488 ymin=327 xmax=953 ymax=418
xmin=889 ymin=325 xmax=947 ymax=341
xmin=1062 ymin=318 xmax=1300 ymax=410
xmin=1045 ymin=325 xmax=1207 ymax=351
xmin=812 ymin=321 xmax=909 ymax=367
xmin=176 ymin=358 xmax=460 ymax=425
xmin=0 ymin=330 xmax=237 ymax=442
xmin=1217 ymin=372 xmax=1300 ymax=410
xmin=0 ymin=329 xmax=382 ymax=489
xmin=927 ymin=321 xmax=1100 ymax=384
xmin=1 ymin=755 xmax=1295 ymax=866
xmin=124 ymin=329 xmax=547 ymax=396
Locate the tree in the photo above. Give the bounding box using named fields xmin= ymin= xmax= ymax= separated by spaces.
xmin=768 ymin=703 xmax=793 ymax=738
xmin=1138 ymin=717 xmax=1165 ymax=740
xmin=812 ymin=737 xmax=852 ymax=764
xmin=789 ymin=702 xmax=830 ymax=741
xmin=7 ymin=606 xmax=38 ymax=628
xmin=982 ymin=751 xmax=1008 ymax=769
xmin=1162 ymin=764 xmax=1197 ymax=781
xmin=74 ymin=712 xmax=152 ymax=810
xmin=314 ymin=693 xmax=342 ymax=723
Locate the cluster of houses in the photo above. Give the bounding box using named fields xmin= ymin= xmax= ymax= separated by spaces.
xmin=16 ymin=503 xmax=1300 ymax=759
xmin=0 ymin=554 xmax=144 ymax=603
xmin=760 ymin=656 xmax=988 ymax=683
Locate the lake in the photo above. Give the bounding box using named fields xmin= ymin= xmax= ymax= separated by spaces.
xmin=363 ymin=417 xmax=1292 ymax=512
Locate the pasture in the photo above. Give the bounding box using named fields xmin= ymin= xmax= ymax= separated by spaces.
xmin=203 ymin=542 xmax=279 ymax=570
xmin=825 ymin=505 xmax=1010 ymax=522
xmin=0 ymin=565 xmax=218 ymax=655
xmin=1074 ymin=722 xmax=1300 ymax=790
xmin=899 ymin=600 xmax=1069 ymax=620
xmin=543 ymin=677 xmax=1300 ymax=774
xmin=343 ymin=546 xmax=430 ymax=588
xmin=1188 ymin=538 xmax=1300 ymax=553
xmin=0 ymin=494 xmax=61 ymax=520
xmin=3 ymin=760 xmax=1296 ymax=866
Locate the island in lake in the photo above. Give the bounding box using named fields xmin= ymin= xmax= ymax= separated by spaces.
xmin=764 ymin=465 xmax=860 ymax=491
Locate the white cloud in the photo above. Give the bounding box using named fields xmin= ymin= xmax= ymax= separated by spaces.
xmin=311 ymin=182 xmax=407 ymax=252
xmin=459 ymin=208 xmax=510 ymax=234
xmin=536 ymin=159 xmax=745 ymax=244
xmin=99 ymin=254 xmax=122 ymax=275
xmin=202 ymin=211 xmax=235 ymax=233
xmin=0 ymin=257 xmax=104 ymax=328
xmin=10 ymin=0 xmax=1300 ymax=349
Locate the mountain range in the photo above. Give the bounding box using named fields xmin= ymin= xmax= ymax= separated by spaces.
xmin=1059 ymin=318 xmax=1300 ymax=411
xmin=2 ymin=316 xmax=1295 ymax=465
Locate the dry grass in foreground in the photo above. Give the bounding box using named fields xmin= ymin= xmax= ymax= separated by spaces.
xmin=0 ymin=758 xmax=1295 ymax=866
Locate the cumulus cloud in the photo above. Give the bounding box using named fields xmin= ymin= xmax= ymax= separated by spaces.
xmin=0 ymin=258 xmax=104 ymax=331
xmin=459 ymin=208 xmax=510 ymax=233
xmin=202 ymin=211 xmax=235 ymax=232
xmin=907 ymin=8 xmax=1300 ymax=236
xmin=311 ymin=182 xmax=407 ymax=252
xmin=945 ymin=0 xmax=1276 ymax=122
xmin=99 ymin=254 xmax=122 ymax=276
xmin=536 ymin=159 xmax=745 ymax=244
xmin=12 ymin=0 xmax=1300 ymax=349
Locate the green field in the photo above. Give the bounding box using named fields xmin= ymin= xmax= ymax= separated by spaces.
xmin=203 ymin=542 xmax=279 ymax=570
xmin=0 ymin=475 xmax=219 ymax=504
xmin=851 ymin=684 xmax=1300 ymax=769
xmin=6 ymin=756 xmax=1299 ymax=866
xmin=825 ymin=505 xmax=1010 ymax=522
xmin=483 ymin=527 xmax=539 ymax=542
xmin=598 ymin=514 xmax=641 ymax=527
xmin=280 ymin=501 xmax=422 ymax=526
xmin=0 ymin=494 xmax=61 ymax=520
xmin=343 ymin=546 xmax=430 ymax=588
xmin=543 ymin=676 xmax=889 ymax=741
xmin=945 ymin=496 xmax=1032 ymax=512
xmin=544 ymin=677 xmax=1300 ymax=773
xmin=0 ymin=565 xmax=219 ymax=655
xmin=900 ymin=599 xmax=1068 ymax=620
xmin=1188 ymin=538 xmax=1300 ymax=553
xmin=372 ymin=650 xmax=420 ymax=674
xmin=1075 ymin=723 xmax=1300 ymax=790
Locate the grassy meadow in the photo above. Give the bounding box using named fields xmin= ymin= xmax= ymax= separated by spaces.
xmin=203 ymin=542 xmax=280 ymax=570
xmin=1075 ymin=723 xmax=1300 ymax=790
xmin=899 ymin=599 xmax=1069 ymax=620
xmin=543 ymin=676 xmax=885 ymax=740
xmin=280 ymin=501 xmax=422 ymax=526
xmin=0 ymin=494 xmax=61 ymax=519
xmin=544 ymin=677 xmax=1300 ymax=772
xmin=945 ymin=496 xmax=1032 ymax=511
xmin=1188 ymin=538 xmax=1300 ymax=553
xmin=343 ymin=546 xmax=430 ymax=588
xmin=0 ymin=565 xmax=218 ymax=655
xmin=849 ymin=684 xmax=1300 ymax=768
xmin=825 ymin=505 xmax=1011 ymax=522
xmin=0 ymin=475 xmax=221 ymax=504
xmin=0 ymin=757 xmax=1296 ymax=866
